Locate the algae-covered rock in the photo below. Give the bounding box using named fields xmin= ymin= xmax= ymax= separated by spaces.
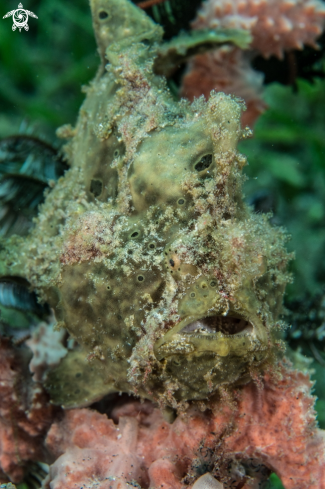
xmin=1 ymin=0 xmax=292 ymax=408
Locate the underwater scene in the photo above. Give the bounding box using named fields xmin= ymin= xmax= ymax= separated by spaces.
xmin=0 ymin=0 xmax=325 ymax=487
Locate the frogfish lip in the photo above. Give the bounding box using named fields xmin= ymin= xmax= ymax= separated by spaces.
xmin=154 ymin=312 xmax=266 ymax=361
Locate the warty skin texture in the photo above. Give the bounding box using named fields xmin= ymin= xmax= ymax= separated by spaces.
xmin=1 ymin=0 xmax=292 ymax=409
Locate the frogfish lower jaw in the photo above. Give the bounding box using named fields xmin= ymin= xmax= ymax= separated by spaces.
xmin=150 ymin=310 xmax=269 ymax=402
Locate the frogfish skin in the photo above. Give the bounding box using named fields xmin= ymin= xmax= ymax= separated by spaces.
xmin=1 ymin=0 xmax=292 ymax=409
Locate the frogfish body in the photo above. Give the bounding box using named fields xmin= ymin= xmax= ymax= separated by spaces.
xmin=2 ymin=0 xmax=291 ymax=409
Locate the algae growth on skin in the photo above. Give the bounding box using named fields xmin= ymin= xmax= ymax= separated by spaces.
xmin=1 ymin=0 xmax=291 ymax=409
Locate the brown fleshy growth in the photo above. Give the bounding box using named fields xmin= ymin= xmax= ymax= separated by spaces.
xmin=0 ymin=337 xmax=57 ymax=483
xmin=193 ymin=0 xmax=325 ymax=59
xmin=43 ymin=363 xmax=325 ymax=489
xmin=181 ymin=47 xmax=267 ymax=127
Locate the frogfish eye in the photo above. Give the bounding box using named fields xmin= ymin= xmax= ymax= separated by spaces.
xmin=194 ymin=154 xmax=213 ymax=172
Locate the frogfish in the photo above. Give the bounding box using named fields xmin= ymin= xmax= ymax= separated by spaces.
xmin=1 ymin=0 xmax=291 ymax=409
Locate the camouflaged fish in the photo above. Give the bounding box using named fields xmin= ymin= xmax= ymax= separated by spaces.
xmin=1 ymin=0 xmax=291 ymax=409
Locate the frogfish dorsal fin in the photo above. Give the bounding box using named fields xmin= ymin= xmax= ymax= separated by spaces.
xmin=90 ymin=0 xmax=163 ymax=66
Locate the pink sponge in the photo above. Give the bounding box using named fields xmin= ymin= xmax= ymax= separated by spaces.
xmin=44 ymin=362 xmax=325 ymax=489
xmin=193 ymin=0 xmax=325 ymax=59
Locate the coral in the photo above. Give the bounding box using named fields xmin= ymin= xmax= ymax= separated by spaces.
xmin=221 ymin=366 xmax=325 ymax=488
xmin=0 ymin=0 xmax=292 ymax=409
xmin=44 ymin=408 xmax=151 ymax=489
xmin=42 ymin=363 xmax=325 ymax=489
xmin=182 ymin=0 xmax=325 ymax=127
xmin=181 ymin=46 xmax=267 ymax=128
xmin=0 ymin=337 xmax=57 ymax=483
xmin=26 ymin=320 xmax=67 ymax=382
xmin=193 ymin=0 xmax=325 ymax=59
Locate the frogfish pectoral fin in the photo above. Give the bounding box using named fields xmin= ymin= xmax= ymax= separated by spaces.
xmin=44 ymin=348 xmax=119 ymax=408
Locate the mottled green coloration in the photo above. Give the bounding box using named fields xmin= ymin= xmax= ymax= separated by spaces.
xmin=1 ymin=0 xmax=291 ymax=409
xmin=154 ymin=28 xmax=252 ymax=77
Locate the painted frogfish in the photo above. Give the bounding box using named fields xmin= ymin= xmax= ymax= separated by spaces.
xmin=1 ymin=0 xmax=292 ymax=409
